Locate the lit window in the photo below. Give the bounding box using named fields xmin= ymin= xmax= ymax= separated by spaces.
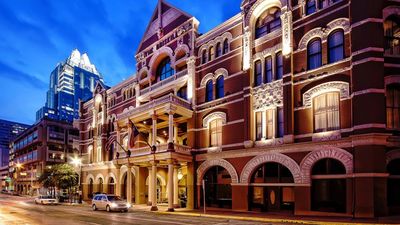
xmin=276 ymin=52 xmax=283 ymax=80
xmin=210 ymin=119 xmax=222 ymax=147
xmin=266 ymin=109 xmax=274 ymax=139
xmin=255 ymin=8 xmax=281 ymax=39
xmin=265 ymin=56 xmax=273 ymax=83
xmin=386 ymin=85 xmax=400 ymax=129
xmin=254 ymin=60 xmax=262 ymax=86
xmin=157 ymin=58 xmax=174 ymax=81
xmin=313 ymin=92 xmax=340 ymax=132
xmin=307 ymin=38 xmax=322 ymax=70
xmin=384 ymin=16 xmax=400 ymax=55
xmin=209 ymin=46 xmax=214 ymax=61
xmin=216 ymin=76 xmax=224 ymax=99
xmin=306 ymin=0 xmax=317 ymax=15
xmin=206 ymin=80 xmax=213 ymax=102
xmin=277 ymin=107 xmax=284 ymax=138
xmin=255 ymin=112 xmax=263 ymax=141
xmin=328 ymin=30 xmax=344 ymax=63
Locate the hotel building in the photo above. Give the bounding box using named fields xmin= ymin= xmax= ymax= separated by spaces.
xmin=74 ymin=0 xmax=400 ymax=218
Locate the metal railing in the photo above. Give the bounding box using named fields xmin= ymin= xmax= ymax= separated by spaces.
xmin=140 ymin=69 xmax=188 ymax=95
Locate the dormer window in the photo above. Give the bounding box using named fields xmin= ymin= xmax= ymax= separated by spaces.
xmin=157 ymin=57 xmax=174 ymax=81
xmin=255 ymin=8 xmax=281 ymax=39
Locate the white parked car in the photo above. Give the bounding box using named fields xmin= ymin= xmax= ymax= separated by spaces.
xmin=35 ymin=195 xmax=58 ymax=205
xmin=92 ymin=194 xmax=131 ymax=212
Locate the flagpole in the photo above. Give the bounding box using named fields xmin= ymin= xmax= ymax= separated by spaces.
xmin=129 ymin=119 xmax=153 ymax=150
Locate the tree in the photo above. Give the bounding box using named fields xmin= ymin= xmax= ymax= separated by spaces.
xmin=38 ymin=164 xmax=78 ymax=200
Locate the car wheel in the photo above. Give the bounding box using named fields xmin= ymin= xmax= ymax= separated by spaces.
xmin=106 ymin=205 xmax=111 ymax=212
xmin=92 ymin=204 xmax=97 ymax=211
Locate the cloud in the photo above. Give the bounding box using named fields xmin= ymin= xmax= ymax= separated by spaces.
xmin=0 ymin=60 xmax=47 ymax=90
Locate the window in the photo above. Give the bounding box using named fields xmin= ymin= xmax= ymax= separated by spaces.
xmin=202 ymin=50 xmax=207 ymax=64
xmin=210 ymin=119 xmax=222 ymax=147
xmin=216 ymin=76 xmax=224 ymax=99
xmin=277 ymin=107 xmax=284 ymax=138
xmin=384 ymin=16 xmax=400 ymax=55
xmin=308 ymin=38 xmax=322 ymax=70
xmin=223 ymin=39 xmax=229 ymax=54
xmin=209 ymin=46 xmax=214 ymax=61
xmin=328 ymin=30 xmax=344 ymax=63
xmin=318 ymin=0 xmax=328 ymax=9
xmin=206 ymin=80 xmax=213 ymax=102
xmin=256 ymin=112 xmax=263 ymax=141
xmin=266 ymin=109 xmax=274 ymax=139
xmin=97 ymin=147 xmax=102 ymax=162
xmin=265 ymin=56 xmax=273 ymax=83
xmin=157 ymin=58 xmax=174 ymax=81
xmin=177 ymin=86 xmax=187 ymax=100
xmin=216 ymin=43 xmax=222 ymax=58
xmin=255 ymin=8 xmax=281 ymax=39
xmin=386 ymin=85 xmax=400 ymax=129
xmin=254 ymin=60 xmax=262 ymax=86
xmin=276 ymin=52 xmax=283 ymax=80
xmin=313 ymin=92 xmax=340 ymax=132
xmin=306 ymin=0 xmax=317 ymax=15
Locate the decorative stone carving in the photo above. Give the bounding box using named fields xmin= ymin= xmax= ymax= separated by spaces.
xmin=240 ymin=152 xmax=302 ymax=184
xmin=203 ymin=112 xmax=227 ymax=128
xmin=281 ymin=8 xmax=293 ymax=56
xmin=243 ymin=29 xmax=252 ymax=71
xmin=298 ymin=18 xmax=350 ymax=50
xmin=244 ymin=140 xmax=254 ymax=148
xmin=254 ymin=138 xmax=284 ymax=147
xmin=300 ymin=147 xmax=353 ymax=183
xmin=243 ymin=0 xmax=283 ymax=28
xmin=312 ymin=131 xmax=341 ymax=142
xmin=196 ymin=159 xmax=239 ymax=185
xmin=253 ymin=80 xmax=283 ymax=111
xmin=302 ymin=81 xmax=349 ymax=107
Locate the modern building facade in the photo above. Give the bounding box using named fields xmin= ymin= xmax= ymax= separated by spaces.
xmin=9 ymin=118 xmax=79 ymax=195
xmin=74 ymin=0 xmax=400 ymax=218
xmin=36 ymin=49 xmax=104 ymax=123
xmin=0 ymin=119 xmax=29 ymax=190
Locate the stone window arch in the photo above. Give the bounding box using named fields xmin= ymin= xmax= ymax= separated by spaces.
xmin=196 ymin=159 xmax=239 ymax=185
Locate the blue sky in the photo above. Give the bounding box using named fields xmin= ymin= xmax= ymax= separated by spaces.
xmin=0 ymin=0 xmax=241 ymax=125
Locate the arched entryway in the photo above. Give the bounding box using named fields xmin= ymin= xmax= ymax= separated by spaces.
xmin=121 ymin=172 xmax=135 ymax=202
xmin=145 ymin=175 xmax=164 ymax=203
xmin=108 ymin=177 xmax=115 ymax=195
xmin=88 ymin=178 xmax=94 ymax=199
xmin=387 ymin=158 xmax=400 ymax=214
xmin=201 ymin=166 xmax=232 ymax=209
xmin=249 ymin=162 xmax=295 ymax=212
xmin=311 ymin=158 xmax=346 ymax=213
xmin=98 ymin=178 xmax=104 ymax=193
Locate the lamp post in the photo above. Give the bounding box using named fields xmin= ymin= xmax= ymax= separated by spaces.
xmin=16 ymin=163 xmax=22 ymax=194
xmin=71 ymin=156 xmax=82 ymax=203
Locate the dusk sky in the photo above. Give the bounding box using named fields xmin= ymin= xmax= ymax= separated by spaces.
xmin=0 ymin=0 xmax=241 ymax=125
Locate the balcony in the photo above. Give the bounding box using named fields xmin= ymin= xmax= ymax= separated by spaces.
xmin=139 ymin=69 xmax=188 ymax=96
xmin=116 ymin=143 xmax=192 ymax=159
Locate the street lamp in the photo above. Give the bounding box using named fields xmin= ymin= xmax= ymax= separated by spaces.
xmin=70 ymin=156 xmax=82 ymax=203
xmin=15 ymin=163 xmax=22 ymax=194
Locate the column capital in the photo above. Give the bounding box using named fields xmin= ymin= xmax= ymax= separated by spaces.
xmin=165 ymin=105 xmax=177 ymax=115
xmin=166 ymin=159 xmax=176 ymax=165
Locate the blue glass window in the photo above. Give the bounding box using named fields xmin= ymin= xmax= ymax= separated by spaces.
xmin=223 ymin=39 xmax=229 ymax=54
xmin=276 ymin=52 xmax=283 ymax=80
xmin=202 ymin=50 xmax=207 ymax=64
xmin=216 ymin=76 xmax=224 ymax=99
xmin=255 ymin=8 xmax=281 ymax=39
xmin=206 ymin=80 xmax=213 ymax=102
xmin=328 ymin=30 xmax=344 ymax=63
xmin=255 ymin=60 xmax=262 ymax=86
xmin=216 ymin=43 xmax=222 ymax=58
xmin=265 ymin=56 xmax=273 ymax=83
xmin=307 ymin=38 xmax=322 ymax=70
xmin=157 ymin=58 xmax=174 ymax=81
xmin=306 ymin=0 xmax=317 ymax=15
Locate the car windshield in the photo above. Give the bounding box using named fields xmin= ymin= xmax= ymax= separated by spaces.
xmin=107 ymin=196 xmax=122 ymax=201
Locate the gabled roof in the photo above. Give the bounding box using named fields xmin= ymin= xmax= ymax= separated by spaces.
xmin=136 ymin=0 xmax=193 ymax=54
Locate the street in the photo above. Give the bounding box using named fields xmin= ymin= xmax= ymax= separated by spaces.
xmin=0 ymin=194 xmax=291 ymax=225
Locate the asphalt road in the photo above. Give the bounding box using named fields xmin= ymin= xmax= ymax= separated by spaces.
xmin=0 ymin=194 xmax=290 ymax=225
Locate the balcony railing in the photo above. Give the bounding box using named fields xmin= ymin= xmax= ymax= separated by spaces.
xmin=117 ymin=143 xmax=192 ymax=158
xmin=118 ymin=93 xmax=191 ymax=120
xmin=140 ymin=69 xmax=188 ymax=96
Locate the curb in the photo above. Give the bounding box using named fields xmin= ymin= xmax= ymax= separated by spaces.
xmin=156 ymin=211 xmax=396 ymax=225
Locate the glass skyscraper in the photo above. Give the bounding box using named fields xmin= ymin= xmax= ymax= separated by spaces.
xmin=36 ymin=49 xmax=104 ymax=123
xmin=0 ymin=119 xmax=29 ymax=167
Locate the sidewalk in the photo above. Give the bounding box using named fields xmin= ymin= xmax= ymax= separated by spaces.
xmin=131 ymin=204 xmax=400 ymax=225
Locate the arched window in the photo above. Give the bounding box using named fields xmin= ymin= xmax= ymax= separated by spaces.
xmin=384 ymin=16 xmax=400 ymax=55
xmin=216 ymin=76 xmax=224 ymax=99
xmin=216 ymin=43 xmax=222 ymax=58
xmin=108 ymin=177 xmax=115 ymax=194
xmin=202 ymin=166 xmax=232 ymax=208
xmin=386 ymin=84 xmax=400 ymax=129
xmin=254 ymin=60 xmax=262 ymax=86
xmin=307 ymin=38 xmax=322 ymax=70
xmin=255 ymin=8 xmax=281 ymax=39
xmin=328 ymin=30 xmax=344 ymax=63
xmin=97 ymin=147 xmax=102 ymax=162
xmin=202 ymin=50 xmax=207 ymax=64
xmin=223 ymin=39 xmax=229 ymax=54
xmin=177 ymin=85 xmax=187 ymax=100
xmin=108 ymin=143 xmax=114 ymax=161
xmin=209 ymin=46 xmax=214 ymax=61
xmin=88 ymin=178 xmax=94 ymax=198
xmin=98 ymin=178 xmax=103 ymax=193
xmin=88 ymin=145 xmax=93 ymax=163
xmin=157 ymin=57 xmax=174 ymax=81
xmin=313 ymin=92 xmax=340 ymax=132
xmin=276 ymin=52 xmax=283 ymax=79
xmin=209 ymin=119 xmax=223 ymax=147
xmin=265 ymin=56 xmax=273 ymax=83
xmin=311 ymin=158 xmax=346 ymax=213
xmin=306 ymin=0 xmax=317 ymax=15
xmin=206 ymin=80 xmax=213 ymax=102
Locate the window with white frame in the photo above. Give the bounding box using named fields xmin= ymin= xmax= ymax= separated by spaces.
xmin=209 ymin=119 xmax=223 ymax=147
xmin=313 ymin=92 xmax=340 ymax=132
xmin=254 ymin=108 xmax=284 ymax=141
xmin=266 ymin=109 xmax=274 ymax=139
xmin=256 ymin=112 xmax=263 ymax=141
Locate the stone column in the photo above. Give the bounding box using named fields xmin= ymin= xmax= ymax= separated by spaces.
xmin=151 ymin=162 xmax=158 ymax=211
xmin=186 ymin=56 xmax=196 ymax=105
xmin=127 ymin=165 xmax=133 ymax=204
xmin=115 ymin=166 xmax=121 ymax=196
xmin=173 ymin=125 xmax=178 ymax=144
xmin=167 ymin=160 xmax=174 ymax=212
xmin=151 ymin=114 xmax=157 ymax=146
xmin=147 ymin=167 xmax=152 ymax=206
xmin=173 ymin=165 xmax=179 ymax=208
xmin=168 ymin=112 xmax=174 ymax=144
